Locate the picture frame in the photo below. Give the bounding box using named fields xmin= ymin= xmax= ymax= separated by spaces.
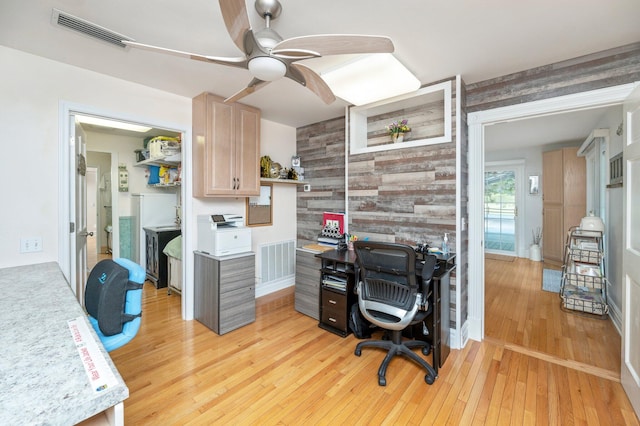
xmin=291 ymin=155 xmax=301 ymax=167
xmin=529 ymin=175 xmax=539 ymax=195
xmin=246 ymin=183 xmax=273 ymax=226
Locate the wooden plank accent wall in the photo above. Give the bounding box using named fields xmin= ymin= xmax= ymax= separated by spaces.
xmin=296 ymin=117 xmax=347 ymax=247
xmin=466 ymin=42 xmax=640 ymax=112
xmin=297 ymin=78 xmax=465 ymax=330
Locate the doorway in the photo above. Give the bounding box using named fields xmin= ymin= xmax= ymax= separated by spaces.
xmin=467 ymin=83 xmax=635 ymax=342
xmin=59 ymin=102 xmax=193 ymax=320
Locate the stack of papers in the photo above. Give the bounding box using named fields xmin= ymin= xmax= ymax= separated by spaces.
xmin=322 ymin=275 xmax=347 ymax=290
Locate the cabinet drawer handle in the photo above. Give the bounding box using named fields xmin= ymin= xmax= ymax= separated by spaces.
xmin=328 ymin=317 xmax=337 ymax=323
xmin=329 ymin=299 xmax=337 ymax=304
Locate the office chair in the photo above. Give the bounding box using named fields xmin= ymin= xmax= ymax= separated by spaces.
xmin=85 ymin=258 xmax=145 ymax=352
xmin=353 ymin=241 xmax=438 ymax=386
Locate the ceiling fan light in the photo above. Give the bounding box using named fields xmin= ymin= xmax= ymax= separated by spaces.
xmin=248 ymin=57 xmax=286 ymax=81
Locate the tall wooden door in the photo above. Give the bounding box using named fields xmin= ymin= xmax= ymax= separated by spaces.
xmin=542 ymin=150 xmax=564 ymax=262
xmin=542 ymin=147 xmax=585 ymax=263
xmin=621 ymin=83 xmax=640 ymax=416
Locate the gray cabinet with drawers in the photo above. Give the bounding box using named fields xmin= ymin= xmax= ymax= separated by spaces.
xmin=194 ymin=251 xmax=255 ymax=335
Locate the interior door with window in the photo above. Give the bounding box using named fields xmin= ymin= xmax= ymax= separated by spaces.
xmin=622 ymin=83 xmax=640 ymax=416
xmin=484 ymin=165 xmax=520 ymax=256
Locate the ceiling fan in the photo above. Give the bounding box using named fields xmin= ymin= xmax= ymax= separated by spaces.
xmin=124 ymin=0 xmax=394 ymax=104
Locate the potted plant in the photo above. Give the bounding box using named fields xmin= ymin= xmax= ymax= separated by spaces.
xmin=386 ymin=119 xmax=411 ymax=143
xmin=530 ymin=227 xmax=542 ymax=261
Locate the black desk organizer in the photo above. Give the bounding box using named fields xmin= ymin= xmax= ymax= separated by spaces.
xmin=317 ymin=250 xmax=357 ymax=337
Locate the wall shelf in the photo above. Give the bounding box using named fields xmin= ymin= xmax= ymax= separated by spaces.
xmin=134 ymin=153 xmax=181 ymax=168
xmin=260 ymin=178 xmax=306 ymax=185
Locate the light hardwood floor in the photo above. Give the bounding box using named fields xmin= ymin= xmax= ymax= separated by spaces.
xmin=108 ymin=258 xmax=639 ymax=425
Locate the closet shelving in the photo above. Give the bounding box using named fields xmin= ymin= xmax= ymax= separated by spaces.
xmin=560 ymin=226 xmax=608 ymax=317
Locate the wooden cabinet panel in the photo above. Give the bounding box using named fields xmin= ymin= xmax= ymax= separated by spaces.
xmin=234 ymin=104 xmax=260 ymax=196
xmin=295 ymin=249 xmax=321 ymax=320
xmin=543 ymin=205 xmax=564 ymax=262
xmin=542 ymin=147 xmax=586 ymax=263
xmin=563 ymin=147 xmax=586 ymax=209
xmin=192 ymin=92 xmax=260 ymax=197
xmin=543 ymin=150 xmax=563 ymax=204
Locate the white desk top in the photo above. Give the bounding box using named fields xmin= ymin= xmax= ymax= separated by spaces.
xmin=0 ymin=262 xmax=128 ymax=425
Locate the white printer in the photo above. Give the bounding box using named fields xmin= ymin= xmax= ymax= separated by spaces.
xmin=197 ymin=214 xmax=252 ymax=256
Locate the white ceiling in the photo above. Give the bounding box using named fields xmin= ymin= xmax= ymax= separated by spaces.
xmin=1 ymin=0 xmax=639 ymax=141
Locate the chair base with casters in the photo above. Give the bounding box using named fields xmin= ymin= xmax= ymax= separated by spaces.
xmin=85 ymin=258 xmax=145 ymax=352
xmin=354 ymin=313 xmax=437 ymax=386
xmin=353 ymin=241 xmax=438 ymax=386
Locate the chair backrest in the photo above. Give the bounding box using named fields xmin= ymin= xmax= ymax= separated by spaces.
xmin=353 ymin=241 xmax=420 ymax=330
xmin=85 ymin=258 xmax=144 ymax=337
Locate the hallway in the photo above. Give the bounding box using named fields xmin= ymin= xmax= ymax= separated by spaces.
xmin=485 ymin=257 xmax=620 ymax=377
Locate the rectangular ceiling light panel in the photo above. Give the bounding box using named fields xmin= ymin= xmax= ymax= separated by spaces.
xmin=51 ymin=8 xmax=134 ymax=48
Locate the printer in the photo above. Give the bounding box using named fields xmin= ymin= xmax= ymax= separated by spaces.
xmin=197 ymin=214 xmax=252 ymax=256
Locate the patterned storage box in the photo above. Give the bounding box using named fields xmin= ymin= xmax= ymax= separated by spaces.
xmin=564 ymin=272 xmax=605 ymax=290
xmin=562 ymin=288 xmax=608 ymax=315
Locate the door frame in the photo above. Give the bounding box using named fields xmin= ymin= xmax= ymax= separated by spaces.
xmin=484 ymin=160 xmax=525 ymax=257
xmin=58 ymin=101 xmax=194 ymax=320
xmin=467 ymin=83 xmax=636 ymax=342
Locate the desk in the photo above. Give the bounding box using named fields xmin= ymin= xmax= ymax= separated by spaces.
xmin=315 ymin=249 xmax=456 ymax=373
xmin=0 ymin=262 xmax=128 ymax=425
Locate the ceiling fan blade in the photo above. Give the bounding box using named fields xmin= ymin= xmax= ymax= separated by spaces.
xmin=290 ymin=63 xmax=336 ymax=105
xmin=219 ymin=0 xmax=252 ymax=53
xmin=273 ymin=35 xmax=394 ymax=57
xmin=123 ymin=41 xmax=248 ymax=68
xmin=272 ymin=49 xmax=321 ymax=60
xmin=224 ymin=78 xmax=270 ymax=103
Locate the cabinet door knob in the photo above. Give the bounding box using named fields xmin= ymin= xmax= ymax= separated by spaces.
xmin=329 ymin=299 xmax=337 ymax=304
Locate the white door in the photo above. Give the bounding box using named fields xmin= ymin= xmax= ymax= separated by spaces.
xmin=86 ymin=167 xmax=99 ymax=269
xmin=622 ymin=82 xmax=640 ymax=416
xmin=71 ymin=118 xmax=93 ymax=305
xmin=484 ymin=163 xmax=523 ymax=256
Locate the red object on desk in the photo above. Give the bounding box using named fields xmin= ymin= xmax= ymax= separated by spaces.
xmin=323 ymin=212 xmax=345 ymax=234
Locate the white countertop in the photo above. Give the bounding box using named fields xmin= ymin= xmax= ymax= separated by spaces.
xmin=0 ymin=262 xmax=128 ymax=425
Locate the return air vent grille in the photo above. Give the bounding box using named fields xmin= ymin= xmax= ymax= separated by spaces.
xmin=51 ymin=8 xmax=134 ymax=48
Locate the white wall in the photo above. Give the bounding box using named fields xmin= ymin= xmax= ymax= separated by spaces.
xmin=594 ymin=107 xmax=624 ymax=324
xmin=0 ymin=45 xmax=190 ymax=268
xmin=0 ymin=45 xmax=298 ymax=301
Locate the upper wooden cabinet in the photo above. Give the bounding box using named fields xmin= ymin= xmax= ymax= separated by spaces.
xmin=192 ymin=92 xmax=260 ymax=197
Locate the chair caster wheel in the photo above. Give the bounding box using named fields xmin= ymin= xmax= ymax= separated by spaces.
xmin=422 ymin=346 xmax=431 ymax=356
xmin=355 ymin=348 xmax=362 ymax=356
xmin=425 ymin=374 xmax=436 ymax=385
xmin=378 ymin=377 xmax=386 ymax=386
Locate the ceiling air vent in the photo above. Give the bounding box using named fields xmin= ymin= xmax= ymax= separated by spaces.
xmin=51 ymin=8 xmax=134 ymax=48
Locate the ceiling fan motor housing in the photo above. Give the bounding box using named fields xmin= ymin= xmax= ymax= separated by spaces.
xmin=255 ymin=0 xmax=282 ymax=19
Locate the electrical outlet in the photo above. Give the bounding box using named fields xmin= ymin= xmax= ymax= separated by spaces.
xmin=20 ymin=237 xmax=43 ymax=253
xmin=303 ymin=184 xmax=311 ymax=192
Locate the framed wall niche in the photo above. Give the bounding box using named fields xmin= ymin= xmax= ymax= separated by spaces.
xmin=348 ymin=80 xmax=452 ymax=155
xmin=247 ymin=183 xmax=272 ymax=226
